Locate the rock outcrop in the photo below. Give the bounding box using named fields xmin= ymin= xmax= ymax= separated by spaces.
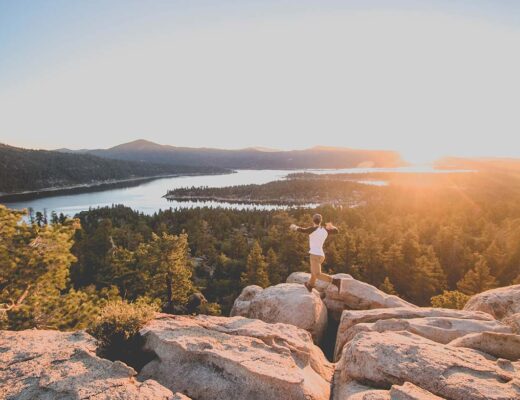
xmin=338 ymin=306 xmax=495 ymax=332
xmin=389 ymin=382 xmax=444 ymax=400
xmin=0 ymin=329 xmax=175 ymax=400
xmin=339 ymin=330 xmax=520 ymax=400
xmin=464 ymin=284 xmax=520 ymax=319
xmin=287 ymin=272 xmax=416 ymax=321
xmin=287 ymin=272 xmax=337 ymax=293
xmin=229 ymin=285 xmax=264 ymax=316
xmin=230 ymin=283 xmax=328 ymax=342
xmin=138 ymin=314 xmax=334 ymax=400
xmin=3 ymin=275 xmax=520 ymax=400
xmin=341 ymin=316 xmax=510 ymax=352
xmin=334 ymin=307 xmax=496 ymax=361
xmin=449 ymin=331 xmax=520 ymax=361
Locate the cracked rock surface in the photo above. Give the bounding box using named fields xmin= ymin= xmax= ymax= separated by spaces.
xmin=138 ymin=314 xmax=334 ymax=400
xmin=0 ymin=329 xmax=174 ymax=400
xmin=339 ymin=330 xmax=520 ymax=400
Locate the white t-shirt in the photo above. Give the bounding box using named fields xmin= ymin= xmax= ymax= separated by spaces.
xmin=309 ymin=227 xmax=328 ymax=256
xmin=296 ymin=225 xmax=339 ymax=257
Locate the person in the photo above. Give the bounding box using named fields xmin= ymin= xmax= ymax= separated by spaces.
xmin=290 ymin=213 xmax=342 ymax=292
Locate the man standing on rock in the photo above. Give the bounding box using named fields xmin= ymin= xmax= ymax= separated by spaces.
xmin=290 ymin=213 xmax=342 ymax=293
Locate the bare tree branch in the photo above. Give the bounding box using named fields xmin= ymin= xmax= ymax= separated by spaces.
xmin=0 ymin=285 xmax=32 ymax=313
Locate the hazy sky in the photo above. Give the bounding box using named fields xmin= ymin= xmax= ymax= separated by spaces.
xmin=1 ymin=0 xmax=519 ymax=163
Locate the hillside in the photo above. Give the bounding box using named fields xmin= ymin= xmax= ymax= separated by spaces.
xmin=68 ymin=139 xmax=406 ymax=169
xmin=0 ymin=143 xmax=228 ymax=194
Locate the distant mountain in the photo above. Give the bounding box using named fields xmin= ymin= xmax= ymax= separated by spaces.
xmin=67 ymin=139 xmax=405 ymax=169
xmin=0 ymin=143 xmax=228 ymax=194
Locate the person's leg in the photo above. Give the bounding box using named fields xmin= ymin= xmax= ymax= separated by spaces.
xmin=315 ymin=256 xmax=333 ymax=283
xmin=314 ymin=255 xmax=342 ymax=292
xmin=308 ymin=255 xmax=320 ymax=287
xmin=307 ymin=255 xmax=341 ymax=292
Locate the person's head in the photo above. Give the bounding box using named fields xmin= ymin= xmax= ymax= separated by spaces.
xmin=312 ymin=213 xmax=322 ymax=226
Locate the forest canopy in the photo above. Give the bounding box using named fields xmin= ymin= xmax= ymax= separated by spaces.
xmin=2 ymin=169 xmax=520 ymax=329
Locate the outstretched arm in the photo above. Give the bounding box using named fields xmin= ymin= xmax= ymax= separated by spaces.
xmin=290 ymin=224 xmax=317 ymax=234
xmin=325 ymin=222 xmax=339 ymax=234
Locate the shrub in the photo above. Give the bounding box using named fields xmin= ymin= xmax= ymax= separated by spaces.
xmin=430 ymin=290 xmax=470 ymax=310
xmin=197 ymin=301 xmax=222 ymax=316
xmin=88 ymin=299 xmax=158 ymax=369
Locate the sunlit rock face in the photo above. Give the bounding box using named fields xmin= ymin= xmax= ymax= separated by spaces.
xmin=0 ymin=329 xmax=174 ymax=399
xmin=138 ymin=314 xmax=334 ymax=400
xmin=229 ymin=285 xmax=264 ymax=316
xmin=230 ymin=283 xmax=328 ymax=343
xmin=286 ymin=272 xmax=416 ymax=321
xmin=464 ymin=284 xmax=520 ymax=320
xmin=341 ymin=316 xmax=510 ymax=350
xmin=449 ymin=331 xmax=520 ymax=361
xmin=338 ymin=330 xmax=520 ymax=400
xmin=334 ymin=307 xmax=498 ymax=361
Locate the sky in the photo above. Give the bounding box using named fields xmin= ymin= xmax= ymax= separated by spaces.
xmin=1 ymin=0 xmax=519 ymax=164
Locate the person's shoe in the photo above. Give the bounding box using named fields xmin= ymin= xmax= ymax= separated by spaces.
xmin=304 ymin=282 xmax=314 ymax=292
xmin=331 ymin=278 xmax=342 ymax=292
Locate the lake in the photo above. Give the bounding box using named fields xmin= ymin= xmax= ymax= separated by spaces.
xmin=1 ymin=166 xmax=467 ymax=217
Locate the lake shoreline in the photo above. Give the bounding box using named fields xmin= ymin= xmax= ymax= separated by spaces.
xmin=2 ymin=167 xmax=472 ymax=217
xmin=0 ymin=171 xmax=235 ymax=203
xmin=164 ymin=194 xmax=319 ymax=206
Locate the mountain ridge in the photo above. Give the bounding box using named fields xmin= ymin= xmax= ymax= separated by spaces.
xmin=59 ymin=139 xmax=406 ymax=169
xmin=0 ymin=143 xmax=228 ymax=194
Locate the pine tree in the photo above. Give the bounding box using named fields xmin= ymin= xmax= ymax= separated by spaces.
xmin=242 ymin=241 xmax=270 ymax=288
xmin=324 ymin=242 xmax=341 ymax=274
xmin=108 ymin=246 xmax=142 ymax=299
xmin=484 ymin=241 xmax=507 ymax=279
xmin=137 ymin=232 xmax=193 ymax=307
xmin=266 ymin=248 xmax=284 ymax=285
xmin=226 ymin=231 xmax=249 ymax=260
xmin=336 ymin=230 xmax=357 ymax=274
xmin=358 ymin=233 xmax=385 ymax=283
xmin=73 ymin=219 xmax=114 ymax=287
xmin=410 ymin=247 xmax=447 ymax=305
xmin=383 ymin=242 xmax=405 ymax=293
xmin=269 ymin=213 xmax=307 ymax=274
xmin=192 ymin=219 xmax=217 ymax=263
xmin=35 ymin=211 xmax=45 ymax=227
xmin=0 ymin=205 xmax=102 ymax=330
xmin=379 ymin=277 xmax=397 ymax=295
xmin=457 ymin=255 xmax=498 ymax=295
xmin=433 ymin=225 xmax=470 ymax=287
